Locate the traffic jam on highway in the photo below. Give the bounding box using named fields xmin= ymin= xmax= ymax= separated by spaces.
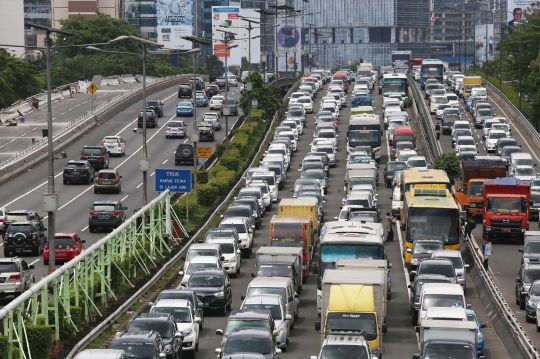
xmin=2 ymin=61 xmax=531 ymax=359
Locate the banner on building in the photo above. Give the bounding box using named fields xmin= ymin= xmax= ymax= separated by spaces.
xmin=276 ymin=16 xmax=302 ymax=72
xmin=507 ymin=0 xmax=530 ymax=25
xmin=475 ymin=24 xmax=494 ymax=62
xmin=392 ymin=51 xmax=411 ymax=73
xmin=212 ymin=7 xmax=260 ymax=67
xmin=156 ymin=0 xmax=194 ymax=49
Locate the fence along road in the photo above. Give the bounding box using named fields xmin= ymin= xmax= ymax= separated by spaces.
xmin=412 ymin=75 xmax=540 ymax=356
xmin=0 ymin=83 xmax=243 ymax=297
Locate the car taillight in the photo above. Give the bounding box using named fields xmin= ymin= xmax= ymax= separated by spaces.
xmin=209 ymin=131 xmax=214 ymax=135
xmin=118 ymin=142 xmax=121 ymax=146
xmin=90 ymin=211 xmax=98 ymax=215
xmin=82 ymin=167 xmax=89 ymax=172
xmin=80 ymin=156 xmax=87 ymax=160
xmin=101 ymin=142 xmax=104 ymax=145
xmin=178 ymin=127 xmax=183 ymax=130
xmin=167 ymin=127 xmax=172 ymax=130
xmin=9 ymin=274 xmax=21 ymax=281
xmin=97 ymin=156 xmax=104 ymax=160
xmin=111 ymin=211 xmax=120 ymax=216
xmin=114 ymin=174 xmax=118 ymax=181
xmin=64 ymin=167 xmax=69 ymax=171
xmin=32 ymin=233 xmax=37 ymax=239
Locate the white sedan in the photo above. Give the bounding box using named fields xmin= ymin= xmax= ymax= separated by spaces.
xmin=485 ymin=130 xmax=507 ymax=153
xmin=102 ymin=136 xmax=126 ymax=156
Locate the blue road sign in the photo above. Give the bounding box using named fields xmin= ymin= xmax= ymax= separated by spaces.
xmin=155 ymin=169 xmax=191 ymax=193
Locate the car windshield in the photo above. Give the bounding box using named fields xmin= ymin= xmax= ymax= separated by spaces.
xmin=127 ymin=321 xmax=173 ymax=338
xmin=424 ymin=343 xmax=474 ymax=359
xmin=489 ymin=132 xmax=506 ymax=139
xmin=414 ymin=242 xmax=444 ymax=254
xmin=93 ymin=205 xmax=116 ymax=212
xmin=217 ymin=243 xmax=235 ymax=254
xmin=54 ymin=236 xmax=74 ymax=249
xmin=503 ymin=148 xmax=521 ymax=156
xmin=408 ymin=159 xmax=426 ymax=168
xmin=317 ymin=131 xmax=335 ymax=138
xmin=257 ymin=264 xmax=293 ymax=278
xmin=477 ymin=109 xmax=492 ymax=116
xmin=531 ymin=192 xmax=540 ymax=203
xmin=516 ymin=167 xmax=535 ymax=176
xmin=399 ymin=152 xmax=417 ymax=161
xmin=320 ymin=345 xmax=370 ymax=359
xmin=420 ymin=263 xmax=455 ymax=277
xmin=109 ymin=342 xmax=155 ymax=358
xmin=459 ymin=139 xmax=474 ymax=146
xmin=524 ymin=269 xmax=540 ymax=284
xmin=151 ymin=307 xmax=191 ymax=322
xmin=304 ymin=171 xmax=324 ymax=179
xmin=188 ymin=274 xmax=223 ymax=287
xmin=225 ymin=319 xmax=270 ymax=334
xmin=242 ymin=303 xmax=282 ymax=319
xmin=186 ymin=262 xmax=217 ymax=274
xmin=422 ymin=294 xmax=464 ymax=310
xmin=439 ymin=256 xmax=464 ymax=269
xmin=225 ymin=336 xmax=272 ymax=355
xmin=186 ymin=249 xmax=218 ymax=261
xmin=486 ymin=197 xmax=525 ymax=213
xmin=220 ymin=223 xmax=247 ymax=233
xmin=432 ymin=97 xmax=448 ymax=104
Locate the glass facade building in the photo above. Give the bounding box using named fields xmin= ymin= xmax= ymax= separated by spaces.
xmin=125 ymin=0 xmax=158 ymax=40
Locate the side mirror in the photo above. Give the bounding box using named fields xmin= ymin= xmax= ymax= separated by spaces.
xmin=179 ymin=271 xmax=184 ymax=276
xmin=480 ymin=322 xmax=487 ymax=328
xmin=159 ymin=354 xmax=166 ymax=359
xmin=241 ymin=294 xmax=246 ymax=300
xmin=413 ymin=354 xmax=421 ymax=359
xmin=251 ymin=273 xmax=255 ymax=277
xmin=81 ymin=240 xmax=86 ymax=243
xmin=518 ymin=248 xmax=524 ymax=253
xmin=275 ymin=348 xmax=282 ymax=355
xmin=312 ymin=264 xmax=318 ymax=274
xmin=216 ymin=329 xmax=224 ymax=335
xmin=215 ymin=349 xmax=222 ymax=355
xmin=237 ymin=250 xmax=242 ymax=255
xmin=220 ymin=256 xmax=225 ymax=261
xmin=288 ymin=295 xmax=293 ymax=302
xmin=285 ymin=314 xmax=292 ymax=320
xmin=194 ymin=316 xmax=202 ymax=323
xmin=314 ymin=321 xmax=321 ymax=331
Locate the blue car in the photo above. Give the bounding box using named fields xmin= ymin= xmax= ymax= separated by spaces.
xmin=466 ymin=309 xmax=486 ymax=356
xmin=176 ymin=101 xmax=194 ymax=116
xmin=192 ymin=91 xmax=208 ymax=107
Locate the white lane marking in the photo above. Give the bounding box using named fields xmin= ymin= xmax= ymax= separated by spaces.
xmin=29 ymin=258 xmax=41 ymax=266
xmin=136 ymin=183 xmax=143 ymax=188
xmin=162 ymin=159 xmax=168 ymax=164
xmin=121 ymin=195 xmax=129 ymax=201
xmin=150 ymin=171 xmax=155 ymax=177
xmin=0 ymin=243 xmax=3 ymax=247
xmin=183 ymin=139 xmax=188 ymax=143
xmin=81 ymin=225 xmax=89 ymax=231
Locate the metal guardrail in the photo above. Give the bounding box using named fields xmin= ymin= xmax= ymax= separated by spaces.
xmin=409 ymin=74 xmax=540 ymax=359
xmin=0 ymin=190 xmax=188 ymax=359
xmin=482 ymin=79 xmax=540 ymax=142
xmin=64 ymin=78 xmax=302 ymax=358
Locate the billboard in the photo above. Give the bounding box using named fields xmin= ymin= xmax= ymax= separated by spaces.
xmin=211 ymin=7 xmax=260 ymax=67
xmin=507 ymin=1 xmax=528 ymax=25
xmin=276 ymin=16 xmax=302 ymax=72
xmin=156 ymin=0 xmax=193 ymax=49
xmin=392 ymin=51 xmax=411 ymax=74
xmin=475 ymin=24 xmax=494 ymax=62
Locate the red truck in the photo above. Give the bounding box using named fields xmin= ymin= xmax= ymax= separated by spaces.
xmin=482 ymin=177 xmax=531 ymax=241
xmin=455 ymin=159 xmax=507 ymax=217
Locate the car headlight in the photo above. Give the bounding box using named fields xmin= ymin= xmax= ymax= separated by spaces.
xmin=527 ymin=301 xmax=537 ymax=310
xmin=214 ymin=291 xmax=225 ymax=297
xmin=226 ymin=258 xmax=236 ymax=263
xmin=181 ymin=328 xmax=193 ymax=336
xmin=410 ymin=258 xmax=419 ymax=265
xmin=164 ymin=344 xmax=173 ymax=353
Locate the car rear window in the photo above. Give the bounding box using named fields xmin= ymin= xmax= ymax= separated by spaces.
xmin=66 ymin=163 xmax=86 ymax=168
xmin=181 ymin=84 xmax=191 ymax=88
xmin=168 ymin=122 xmax=184 ymax=127
xmin=93 ymin=204 xmax=116 ymax=212
xmin=54 ymin=236 xmax=74 ymax=249
xmin=104 ymin=138 xmax=118 ymax=143
xmin=9 ymin=224 xmax=33 ymax=231
xmin=7 ymin=214 xmax=29 ymax=222
xmin=0 ymin=262 xmax=19 ymax=272
xmin=82 ymin=148 xmax=102 ymax=155
xmin=99 ymin=172 xmax=116 ymax=179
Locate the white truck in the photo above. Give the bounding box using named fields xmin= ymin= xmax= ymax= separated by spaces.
xmin=255 ymin=246 xmax=303 ymax=294
xmin=357 ymin=63 xmax=373 ymax=78
xmin=414 ymin=320 xmax=481 ymax=359
xmin=335 ymin=258 xmax=392 ymax=300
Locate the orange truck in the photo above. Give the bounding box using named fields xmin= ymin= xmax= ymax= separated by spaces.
xmin=482 ymin=177 xmax=531 ymax=241
xmin=269 ymin=215 xmax=317 ymax=283
xmin=455 ymin=158 xmax=507 ymax=217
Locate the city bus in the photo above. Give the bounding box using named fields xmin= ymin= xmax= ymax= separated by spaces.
xmin=382 ymin=73 xmax=409 ymax=107
xmin=347 ymin=114 xmax=382 ymax=160
xmin=420 ymin=59 xmax=445 ymax=89
xmin=400 ymin=188 xmax=460 ymax=266
xmin=399 ymin=169 xmax=451 ymax=200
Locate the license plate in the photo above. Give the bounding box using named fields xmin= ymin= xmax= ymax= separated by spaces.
xmin=104 ymin=181 xmax=112 ymax=184
xmin=502 ymin=228 xmax=510 ymax=232
xmin=72 ymin=171 xmax=80 ymax=174
xmin=99 ymin=215 xmax=109 ymax=219
xmin=57 ymin=253 xmax=67 ymax=256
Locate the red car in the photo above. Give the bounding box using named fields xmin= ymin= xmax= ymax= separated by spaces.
xmin=43 ymin=233 xmax=85 ymax=265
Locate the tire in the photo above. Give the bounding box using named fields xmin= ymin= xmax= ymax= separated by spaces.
xmin=87 ymin=176 xmax=92 ymax=185
xmin=302 ymin=276 xmax=307 ymax=284
xmin=63 ymin=178 xmax=68 ymax=185
xmin=89 ymin=226 xmax=95 ymax=233
xmin=242 ymin=249 xmax=250 ymax=259
xmin=520 ymin=297 xmax=526 ymax=310
xmin=44 ymin=260 xmax=49 ymax=265
xmin=94 ymin=188 xmax=98 ymax=194
xmin=411 ymin=311 xmax=418 ymax=326
xmin=116 ymin=187 xmax=121 ymax=194
xmin=236 ymin=265 xmax=240 ymax=275
xmin=32 ymin=246 xmax=39 ymax=256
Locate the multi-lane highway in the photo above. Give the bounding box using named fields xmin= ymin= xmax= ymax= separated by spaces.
xmin=416 ymin=77 xmax=540 ymax=350
xmin=175 ymin=82 xmax=508 ymax=359
xmin=0 ymin=82 xmax=242 ymax=290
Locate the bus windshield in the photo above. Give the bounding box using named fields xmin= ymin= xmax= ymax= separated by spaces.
xmin=407 ymin=207 xmax=459 ymax=244
xmin=320 ymin=244 xmax=384 ymax=278
xmin=349 ymin=130 xmax=380 ymax=146
xmin=422 ymin=65 xmax=444 ymax=78
xmin=384 ymin=80 xmax=407 ymax=93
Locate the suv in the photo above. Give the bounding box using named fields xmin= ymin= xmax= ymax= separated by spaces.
xmin=198 ymin=123 xmax=216 ymax=142
xmin=94 ymin=169 xmax=122 ymax=194
xmin=216 ymin=76 xmax=228 ymax=89
xmin=220 ymin=98 xmax=239 ymax=116
xmin=205 ymin=84 xmax=220 ymax=98
xmin=516 ymin=260 xmax=540 ymax=310
xmin=63 ymin=160 xmax=95 ymax=185
xmin=178 ymin=83 xmax=192 ymax=98
xmin=109 ymin=331 xmax=166 ymax=359
xmin=138 ymin=109 xmax=158 ymax=128
xmin=215 ymin=327 xmax=281 ymax=359
xmin=182 ymin=268 xmax=233 ymax=316
xmin=88 ymin=200 xmax=128 ymax=233
xmin=0 ymin=257 xmax=35 ymax=298
xmin=80 ymin=146 xmax=109 ymax=170
xmin=209 ymin=70 xmax=221 ymax=83
xmin=155 ymin=289 xmax=205 ymax=329
xmin=147 ymin=100 xmax=164 ymax=117
xmin=216 ymin=309 xmax=276 ymax=350
xmin=174 ymin=144 xmax=195 ymax=165
xmin=125 ymin=313 xmax=183 ymax=359
xmin=3 ymin=221 xmax=46 ymax=256
xmin=202 ymin=113 xmax=222 ymax=130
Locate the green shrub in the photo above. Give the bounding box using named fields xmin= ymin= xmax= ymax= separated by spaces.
xmin=70 ymin=306 xmax=84 ymax=330
xmin=215 ymin=143 xmax=226 ymax=158
xmin=172 ymin=193 xmax=198 ymax=219
xmin=0 ymin=336 xmax=9 ymax=359
xmin=210 ymin=164 xmax=230 ymax=176
xmin=209 ymin=170 xmax=236 ymax=195
xmin=250 ymin=109 xmax=265 ymax=122
xmin=220 ymin=155 xmax=240 ymax=172
xmin=11 ymin=347 xmax=21 ymax=359
xmin=197 ymin=184 xmax=219 ymax=206
xmin=230 ymin=133 xmax=249 ymax=152
xmin=24 ymin=323 xmax=52 ymax=359
xmin=197 ymin=170 xmax=209 ymax=184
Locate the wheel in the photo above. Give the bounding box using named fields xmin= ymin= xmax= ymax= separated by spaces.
xmin=63 ymin=178 xmax=68 ymax=185
xmin=89 ymin=226 xmax=95 ymax=233
xmin=3 ymin=249 xmax=9 ymax=257
xmin=411 ymin=311 xmax=418 ymax=326
xmin=106 ymin=161 xmax=109 ymax=169
xmin=87 ymin=176 xmax=92 ymax=185
xmin=302 ymin=276 xmax=307 ymax=284
xmin=520 ymin=297 xmax=526 ymax=310
xmin=236 ymin=265 xmax=240 ymax=275
xmin=116 ymin=187 xmax=121 ymax=194
xmin=32 ymin=246 xmax=39 ymax=256
xmin=44 ymin=260 xmax=48 ymax=265
xmin=226 ymin=301 xmax=232 ymax=311
xmin=94 ymin=188 xmax=98 ymax=194
xmin=195 ymin=339 xmax=199 ymax=352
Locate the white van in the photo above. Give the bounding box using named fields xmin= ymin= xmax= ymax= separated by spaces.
xmin=182 ymin=243 xmax=224 ymax=273
xmin=418 ymin=283 xmax=466 ymax=325
xmin=243 ymin=276 xmax=299 ymax=324
xmin=509 ymin=152 xmax=535 ymax=175
xmin=471 ymin=87 xmax=487 ymax=97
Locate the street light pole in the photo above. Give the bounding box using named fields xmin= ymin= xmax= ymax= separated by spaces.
xmin=25 ymin=22 xmax=73 ymax=274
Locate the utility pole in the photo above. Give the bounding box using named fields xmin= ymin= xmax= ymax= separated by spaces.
xmin=25 ymin=22 xmax=73 ymax=274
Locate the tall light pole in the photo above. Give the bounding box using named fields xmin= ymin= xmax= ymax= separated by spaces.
xmin=25 ymin=22 xmax=72 ymax=274
xmin=107 ymin=36 xmax=164 ymax=205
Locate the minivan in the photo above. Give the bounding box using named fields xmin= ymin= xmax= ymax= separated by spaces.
xmin=417 ymin=283 xmax=466 ymax=325
xmin=392 ymin=126 xmax=415 ymax=150
xmin=510 ymin=152 xmax=535 ymax=174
